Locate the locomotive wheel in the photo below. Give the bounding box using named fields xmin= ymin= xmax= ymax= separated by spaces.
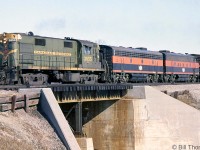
xmin=112 ymin=74 xmax=119 ymax=83
xmin=164 ymin=75 xmax=170 ymax=83
xmin=170 ymin=75 xmax=175 ymax=83
xmin=191 ymin=76 xmax=196 ymax=83
xmin=17 ymin=77 xmax=23 ymax=85
xmin=124 ymin=74 xmax=129 ymax=83
xmin=152 ymin=74 xmax=158 ymax=83
xmin=146 ymin=75 xmax=151 ymax=83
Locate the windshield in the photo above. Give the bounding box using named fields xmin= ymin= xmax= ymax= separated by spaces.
xmin=0 ymin=42 xmax=14 ymax=51
xmin=7 ymin=42 xmax=14 ymax=50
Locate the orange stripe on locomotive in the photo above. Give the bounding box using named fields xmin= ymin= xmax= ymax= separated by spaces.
xmin=165 ymin=60 xmax=199 ymax=68
xmin=112 ymin=56 xmax=163 ymax=66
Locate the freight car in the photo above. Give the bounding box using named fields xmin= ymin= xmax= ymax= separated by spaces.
xmin=99 ymin=45 xmax=164 ymax=83
xmin=0 ymin=32 xmax=104 ymax=85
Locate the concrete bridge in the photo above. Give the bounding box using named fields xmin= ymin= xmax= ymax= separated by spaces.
xmin=18 ymin=85 xmax=200 ymax=150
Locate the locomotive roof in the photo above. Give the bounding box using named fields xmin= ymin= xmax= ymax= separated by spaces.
xmin=9 ymin=32 xmax=66 ymax=40
xmin=191 ymin=54 xmax=200 ymax=57
xmin=8 ymin=33 xmax=96 ymax=45
xmin=101 ymin=45 xmax=162 ymax=55
xmin=3 ymin=32 xmax=99 ymax=50
xmin=71 ymin=39 xmax=98 ymax=46
xmin=163 ymin=51 xmax=194 ymax=58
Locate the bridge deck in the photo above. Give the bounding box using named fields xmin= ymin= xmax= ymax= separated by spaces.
xmin=13 ymin=83 xmax=133 ymax=103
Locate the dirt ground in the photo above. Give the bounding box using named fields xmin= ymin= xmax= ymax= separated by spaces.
xmin=153 ymin=84 xmax=200 ymax=110
xmin=0 ymin=107 xmax=66 ymax=150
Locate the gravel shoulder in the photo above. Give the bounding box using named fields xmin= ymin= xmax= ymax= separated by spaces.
xmin=0 ymin=90 xmax=66 ymax=150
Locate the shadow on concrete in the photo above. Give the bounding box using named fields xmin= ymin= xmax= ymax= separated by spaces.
xmin=59 ymin=100 xmax=118 ymax=132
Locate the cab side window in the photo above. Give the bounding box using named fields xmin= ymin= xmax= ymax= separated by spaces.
xmin=8 ymin=42 xmax=14 ymax=50
xmin=84 ymin=45 xmax=91 ymax=54
xmin=35 ymin=39 xmax=46 ymax=46
xmin=64 ymin=42 xmax=73 ymax=48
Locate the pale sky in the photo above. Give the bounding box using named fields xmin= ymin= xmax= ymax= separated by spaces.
xmin=0 ymin=0 xmax=200 ymax=54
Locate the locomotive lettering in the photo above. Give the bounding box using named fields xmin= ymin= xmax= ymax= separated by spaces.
xmin=34 ymin=50 xmax=71 ymax=56
xmin=84 ymin=56 xmax=92 ymax=62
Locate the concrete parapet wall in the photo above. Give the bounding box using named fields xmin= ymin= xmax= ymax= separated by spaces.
xmin=38 ymin=88 xmax=81 ymax=150
xmin=19 ymin=88 xmax=81 ymax=149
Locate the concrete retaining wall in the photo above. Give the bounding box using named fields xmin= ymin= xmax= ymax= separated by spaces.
xmin=39 ymin=88 xmax=81 ymax=150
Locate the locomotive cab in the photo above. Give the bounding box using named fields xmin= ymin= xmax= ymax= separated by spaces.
xmin=0 ymin=33 xmax=19 ymax=84
xmin=66 ymin=39 xmax=103 ymax=84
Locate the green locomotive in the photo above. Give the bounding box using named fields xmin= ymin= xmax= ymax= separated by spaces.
xmin=0 ymin=32 xmax=104 ymax=85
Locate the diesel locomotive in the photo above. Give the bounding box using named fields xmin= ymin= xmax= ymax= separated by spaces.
xmin=0 ymin=32 xmax=199 ymax=85
xmin=100 ymin=46 xmax=199 ymax=83
xmin=100 ymin=45 xmax=164 ymax=83
xmin=0 ymin=32 xmax=104 ymax=85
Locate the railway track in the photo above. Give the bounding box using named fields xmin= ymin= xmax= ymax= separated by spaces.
xmin=0 ymin=82 xmax=199 ymax=91
xmin=0 ymin=83 xmax=133 ymax=91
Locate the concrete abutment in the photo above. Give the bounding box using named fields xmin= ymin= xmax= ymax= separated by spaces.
xmin=19 ymin=86 xmax=200 ymax=150
xmin=81 ymin=86 xmax=200 ymax=150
